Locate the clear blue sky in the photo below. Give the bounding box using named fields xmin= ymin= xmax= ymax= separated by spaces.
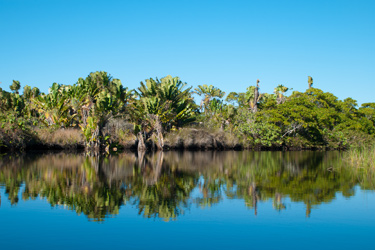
xmin=1 ymin=0 xmax=374 ymax=104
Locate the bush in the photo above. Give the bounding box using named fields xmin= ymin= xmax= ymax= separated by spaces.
xmin=164 ymin=127 xmax=240 ymax=150
xmin=101 ymin=119 xmax=136 ymax=149
xmin=0 ymin=127 xmax=29 ymax=150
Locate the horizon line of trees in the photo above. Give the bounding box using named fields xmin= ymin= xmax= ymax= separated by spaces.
xmin=1 ymin=71 xmax=374 ymax=151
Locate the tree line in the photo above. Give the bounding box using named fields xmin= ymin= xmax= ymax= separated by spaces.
xmin=0 ymin=71 xmax=374 ymax=151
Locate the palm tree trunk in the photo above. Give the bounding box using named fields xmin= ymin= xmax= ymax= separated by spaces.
xmin=137 ymin=132 xmax=146 ymax=151
xmin=154 ymin=116 xmax=164 ymax=150
xmin=252 ymin=88 xmax=259 ymax=113
xmin=251 ymin=80 xmax=260 ymax=113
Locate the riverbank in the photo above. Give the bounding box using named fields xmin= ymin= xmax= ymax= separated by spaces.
xmin=2 ymin=126 xmax=372 ymax=153
xmin=2 ymin=72 xmax=375 ymax=156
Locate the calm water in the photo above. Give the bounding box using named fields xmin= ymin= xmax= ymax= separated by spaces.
xmin=0 ymin=151 xmax=374 ymax=249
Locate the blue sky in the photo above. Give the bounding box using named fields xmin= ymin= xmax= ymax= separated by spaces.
xmin=0 ymin=0 xmax=374 ymax=104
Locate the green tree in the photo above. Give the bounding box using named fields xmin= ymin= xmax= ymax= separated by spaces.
xmin=9 ymin=80 xmax=21 ymax=94
xmin=225 ymin=92 xmax=247 ymax=107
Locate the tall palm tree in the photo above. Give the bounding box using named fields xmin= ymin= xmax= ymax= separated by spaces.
xmin=308 ymin=76 xmax=313 ymax=88
xmin=135 ymin=75 xmax=196 ymax=130
xmin=134 ymin=75 xmax=197 ymax=151
xmin=245 ymin=79 xmax=260 ymax=113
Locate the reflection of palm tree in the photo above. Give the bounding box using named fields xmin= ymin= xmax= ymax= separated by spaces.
xmin=5 ymin=179 xmax=21 ymax=205
xmin=140 ymin=151 xmax=164 ymax=186
xmin=122 ymin=151 xmax=198 ymax=221
xmin=196 ymin=177 xmax=223 ymax=208
xmin=306 ymin=201 xmax=311 ymax=218
xmin=128 ymin=170 xmax=196 ymax=221
xmin=249 ymin=182 xmax=258 ymax=216
xmin=273 ymin=192 xmax=286 ymax=211
xmin=137 ymin=150 xmax=146 ymax=170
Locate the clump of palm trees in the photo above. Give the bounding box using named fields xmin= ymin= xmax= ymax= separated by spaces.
xmin=1 ymin=72 xmax=375 ymax=152
xmin=133 ymin=75 xmax=197 ymax=150
xmin=30 ymin=72 xmax=132 ymax=149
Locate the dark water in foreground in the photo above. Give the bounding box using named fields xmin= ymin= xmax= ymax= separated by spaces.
xmin=0 ymin=151 xmax=374 ymax=249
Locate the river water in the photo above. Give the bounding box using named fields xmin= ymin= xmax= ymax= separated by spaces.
xmin=0 ymin=151 xmax=374 ymax=249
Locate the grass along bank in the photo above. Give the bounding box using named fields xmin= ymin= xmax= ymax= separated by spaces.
xmin=345 ymin=145 xmax=375 ymax=170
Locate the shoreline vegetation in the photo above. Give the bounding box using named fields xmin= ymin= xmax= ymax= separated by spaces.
xmin=344 ymin=145 xmax=375 ymax=171
xmin=1 ymin=72 xmax=374 ymax=155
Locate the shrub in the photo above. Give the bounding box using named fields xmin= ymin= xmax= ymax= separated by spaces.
xmin=101 ymin=119 xmax=136 ymax=149
xmin=164 ymin=127 xmax=240 ymax=150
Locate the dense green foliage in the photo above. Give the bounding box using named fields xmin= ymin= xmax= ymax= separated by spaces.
xmin=134 ymin=75 xmax=197 ymax=131
xmin=0 ymin=72 xmax=374 ymax=151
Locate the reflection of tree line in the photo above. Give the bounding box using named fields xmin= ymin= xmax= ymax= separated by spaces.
xmin=0 ymin=151 xmax=368 ymax=221
xmin=159 ymin=151 xmax=360 ymax=217
xmin=0 ymin=154 xmax=125 ymax=221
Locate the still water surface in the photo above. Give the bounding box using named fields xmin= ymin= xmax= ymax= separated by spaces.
xmin=0 ymin=151 xmax=374 ymax=249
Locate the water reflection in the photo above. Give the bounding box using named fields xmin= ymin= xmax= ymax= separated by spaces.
xmin=0 ymin=151 xmax=371 ymax=221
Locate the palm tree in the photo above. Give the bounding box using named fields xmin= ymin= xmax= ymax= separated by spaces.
xmin=245 ymin=79 xmax=260 ymax=113
xmin=9 ymin=80 xmax=21 ymax=94
xmin=138 ymin=76 xmax=195 ymax=123
xmin=75 ymin=71 xmax=132 ymax=149
xmin=308 ymin=76 xmax=313 ymax=88
xmin=194 ymin=84 xmax=225 ymax=113
xmin=0 ymin=89 xmax=12 ymax=112
xmin=274 ymin=84 xmax=289 ymax=104
xmin=33 ymin=82 xmax=73 ymax=127
xmin=134 ymin=75 xmax=197 ymax=150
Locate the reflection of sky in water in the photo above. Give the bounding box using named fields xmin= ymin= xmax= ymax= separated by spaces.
xmin=1 ymin=185 xmax=375 ymax=249
xmin=1 ymin=151 xmax=375 ymax=249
